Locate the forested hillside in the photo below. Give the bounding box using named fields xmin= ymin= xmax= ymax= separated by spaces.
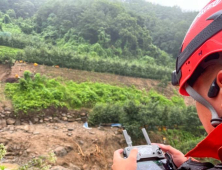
xmin=0 ymin=0 xmax=197 ymax=80
xmin=0 ymin=1 xmax=213 ymax=168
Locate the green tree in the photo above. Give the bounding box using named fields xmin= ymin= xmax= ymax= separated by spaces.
xmin=0 ymin=23 xmax=3 ymax=31
xmin=3 ymin=14 xmax=11 ymax=24
xmin=6 ymin=9 xmax=16 ymax=18
xmin=182 ymin=106 xmax=202 ymax=133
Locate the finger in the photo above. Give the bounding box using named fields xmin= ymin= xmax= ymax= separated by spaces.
xmin=129 ymin=148 xmax=138 ymax=161
xmin=152 ymin=143 xmax=167 ymax=151
xmin=157 ymin=144 xmax=181 ymax=155
xmin=113 ymin=149 xmax=124 ymax=161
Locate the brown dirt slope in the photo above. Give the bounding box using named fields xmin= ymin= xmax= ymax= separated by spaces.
xmin=0 ymin=122 xmax=165 ymax=170
xmin=0 ymin=63 xmax=194 ymax=169
xmin=0 ymin=65 xmax=10 ymax=81
xmin=3 ymin=62 xmax=194 ymax=106
xmin=0 ymin=64 xmax=12 ymax=110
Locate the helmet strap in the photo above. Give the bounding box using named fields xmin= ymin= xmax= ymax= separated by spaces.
xmin=185 ymin=84 xmax=222 ymax=127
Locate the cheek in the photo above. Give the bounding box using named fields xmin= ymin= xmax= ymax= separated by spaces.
xmin=196 ymin=102 xmax=215 ymax=134
xmin=206 ymin=94 xmax=222 ymax=118
xmin=215 ymin=92 xmax=222 ymax=117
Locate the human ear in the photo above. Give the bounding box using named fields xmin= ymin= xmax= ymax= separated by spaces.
xmin=208 ymin=70 xmax=222 ymax=98
xmin=216 ymin=70 xmax=222 ymax=88
xmin=207 ymin=70 xmax=222 ymax=98
xmin=216 ymin=70 xmax=222 ymax=110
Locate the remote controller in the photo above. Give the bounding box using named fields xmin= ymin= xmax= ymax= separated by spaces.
xmin=123 ymin=128 xmax=177 ymax=170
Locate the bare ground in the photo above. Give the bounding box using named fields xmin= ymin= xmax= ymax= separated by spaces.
xmin=0 ymin=123 xmax=124 ymax=169
xmin=0 ymin=64 xmax=12 ymax=111
xmin=0 ymin=63 xmax=194 ymax=169
xmin=5 ymin=63 xmax=195 ymax=106
xmin=0 ymin=122 xmax=166 ymax=170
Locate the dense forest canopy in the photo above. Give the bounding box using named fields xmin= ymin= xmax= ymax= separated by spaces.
xmin=0 ymin=0 xmax=46 ymax=18
xmin=0 ymin=0 xmax=198 ymax=80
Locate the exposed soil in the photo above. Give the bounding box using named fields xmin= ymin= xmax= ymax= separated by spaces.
xmin=0 ymin=64 xmax=12 ymax=111
xmin=0 ymin=65 xmax=10 ymax=81
xmin=0 ymin=122 xmax=118 ymax=169
xmin=0 ymin=63 xmax=194 ymax=169
xmin=0 ymin=122 xmax=166 ymax=170
xmin=3 ymin=63 xmax=195 ymax=106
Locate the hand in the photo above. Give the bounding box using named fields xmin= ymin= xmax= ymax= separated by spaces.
xmin=156 ymin=144 xmax=188 ymax=167
xmin=112 ymin=148 xmax=138 ymax=170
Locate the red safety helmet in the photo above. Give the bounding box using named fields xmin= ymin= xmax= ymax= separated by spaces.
xmin=172 ymin=0 xmax=222 ymax=96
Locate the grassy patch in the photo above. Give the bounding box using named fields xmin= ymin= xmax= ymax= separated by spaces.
xmin=2 ymin=23 xmax=21 ymax=34
xmin=5 ymin=71 xmax=185 ymax=113
xmin=0 ymin=46 xmax=23 ymax=64
xmin=0 ymin=46 xmax=23 ymax=56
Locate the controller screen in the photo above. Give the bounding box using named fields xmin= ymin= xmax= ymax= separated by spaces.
xmin=137 ymin=160 xmax=165 ymax=170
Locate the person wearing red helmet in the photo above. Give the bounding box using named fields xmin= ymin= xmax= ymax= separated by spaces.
xmin=112 ymin=0 xmax=222 ymax=169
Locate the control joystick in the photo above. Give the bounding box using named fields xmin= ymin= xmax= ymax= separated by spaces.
xmin=123 ymin=128 xmax=177 ymax=170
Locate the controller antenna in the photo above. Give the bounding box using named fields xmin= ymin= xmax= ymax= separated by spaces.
xmin=142 ymin=128 xmax=151 ymax=145
xmin=123 ymin=130 xmax=133 ymax=147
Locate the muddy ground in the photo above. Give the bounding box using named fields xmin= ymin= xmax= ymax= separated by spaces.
xmin=0 ymin=122 xmax=164 ymax=170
